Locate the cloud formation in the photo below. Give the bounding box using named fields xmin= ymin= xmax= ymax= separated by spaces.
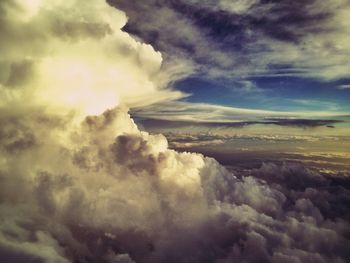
xmin=0 ymin=0 xmax=183 ymax=115
xmin=0 ymin=1 xmax=349 ymax=263
xmin=1 ymin=106 xmax=350 ymax=263
xmin=132 ymin=101 xmax=348 ymax=137
xmin=110 ymin=0 xmax=350 ymax=80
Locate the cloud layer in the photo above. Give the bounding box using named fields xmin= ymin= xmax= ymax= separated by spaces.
xmin=0 ymin=1 xmax=349 ymax=263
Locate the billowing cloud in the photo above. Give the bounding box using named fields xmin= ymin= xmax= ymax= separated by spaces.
xmin=0 ymin=0 xmax=184 ymax=116
xmin=1 ymin=106 xmax=350 ymax=262
xmin=0 ymin=1 xmax=349 ymax=263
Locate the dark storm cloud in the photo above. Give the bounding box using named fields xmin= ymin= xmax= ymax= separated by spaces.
xmin=109 ymin=0 xmax=350 ymax=80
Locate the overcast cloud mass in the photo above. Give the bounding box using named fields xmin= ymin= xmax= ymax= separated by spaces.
xmin=0 ymin=0 xmax=349 ymax=263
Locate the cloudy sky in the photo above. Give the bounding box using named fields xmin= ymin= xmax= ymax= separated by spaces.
xmin=0 ymin=1 xmax=349 ymax=263
xmin=108 ymin=0 xmax=350 ymax=126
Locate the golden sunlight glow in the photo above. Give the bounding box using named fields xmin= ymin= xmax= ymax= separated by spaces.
xmin=20 ymin=0 xmax=42 ymax=19
xmin=37 ymin=58 xmax=119 ymax=115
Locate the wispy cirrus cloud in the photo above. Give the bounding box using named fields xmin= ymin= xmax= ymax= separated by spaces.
xmin=337 ymin=84 xmax=350 ymax=90
xmin=288 ymin=99 xmax=341 ymax=111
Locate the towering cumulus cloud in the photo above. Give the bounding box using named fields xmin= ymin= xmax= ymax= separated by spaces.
xmin=0 ymin=0 xmax=183 ymax=114
xmin=0 ymin=1 xmax=349 ymax=263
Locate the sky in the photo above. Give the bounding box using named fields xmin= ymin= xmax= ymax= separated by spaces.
xmin=0 ymin=1 xmax=349 ymax=263
xmin=108 ymin=0 xmax=350 ymax=126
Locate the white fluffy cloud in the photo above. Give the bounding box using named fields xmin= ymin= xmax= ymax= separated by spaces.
xmin=0 ymin=0 xmax=183 ymax=115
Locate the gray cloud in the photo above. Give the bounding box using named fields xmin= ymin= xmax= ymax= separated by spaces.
xmin=1 ymin=105 xmax=349 ymax=262
xmin=109 ymin=0 xmax=350 ymax=80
